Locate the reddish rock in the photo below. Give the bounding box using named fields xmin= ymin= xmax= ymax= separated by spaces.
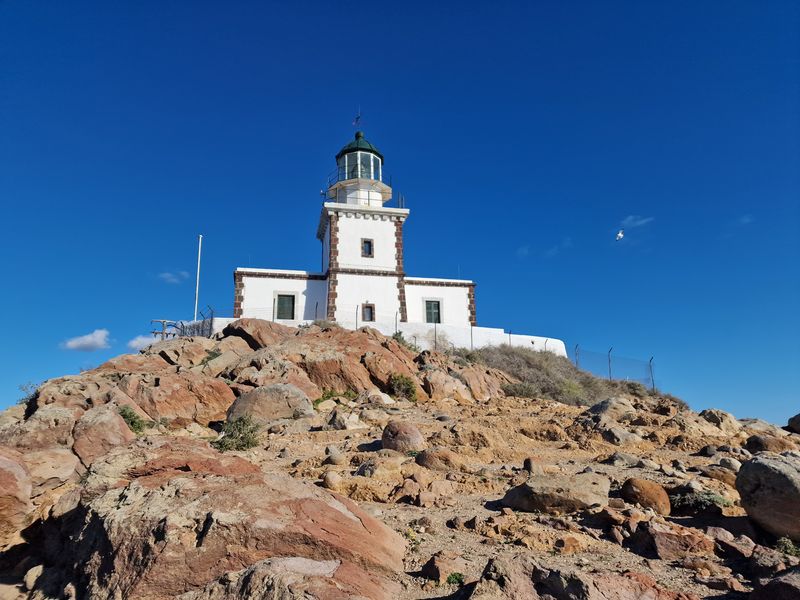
xmin=501 ymin=472 xmax=610 ymax=515
xmin=37 ymin=437 xmax=405 ymax=600
xmin=222 ymin=318 xmax=295 ymax=350
xmin=0 ymin=405 xmax=77 ymax=451
xmin=33 ymin=375 xmax=116 ymax=412
xmin=415 ymin=447 xmax=464 ymax=472
xmin=23 ymin=448 xmax=81 ymax=496
xmin=147 ymin=336 xmax=217 ymax=368
xmin=381 ymin=420 xmax=427 ymax=453
xmin=72 ymin=404 xmax=137 ymax=467
xmin=420 ymin=550 xmax=468 ymax=584
xmin=627 ymin=521 xmax=715 ymax=560
xmin=226 ymin=383 xmax=313 ymax=426
xmin=737 ymin=454 xmax=800 ymax=541
xmin=90 ymin=353 xmax=173 ymax=374
xmin=0 ymin=447 xmax=32 ymax=548
xmin=621 ymin=478 xmax=671 ymax=516
xmin=422 ymin=369 xmax=473 ymax=403
xmin=745 ymin=434 xmax=796 ymax=453
xmin=117 ymin=372 xmax=236 ymax=426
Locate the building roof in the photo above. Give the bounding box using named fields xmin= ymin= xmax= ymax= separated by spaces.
xmin=335 ymin=131 xmax=384 ymax=161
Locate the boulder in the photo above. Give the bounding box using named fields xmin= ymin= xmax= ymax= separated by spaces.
xmin=72 ymin=404 xmax=137 ymax=467
xmin=0 ymin=405 xmax=77 ymax=451
xmin=29 ymin=375 xmax=116 ymax=412
xmin=627 ymin=521 xmax=715 ymax=560
xmin=421 ymin=369 xmax=473 ymax=403
xmin=117 ymin=372 xmax=236 ymax=426
xmin=0 ymin=404 xmax=25 ymax=430
xmin=587 ymin=397 xmax=636 ymax=422
xmin=788 ymin=413 xmax=800 ymax=435
xmin=23 ymin=448 xmax=81 ymax=496
xmin=736 ymin=453 xmax=800 ymax=541
xmin=699 ymin=409 xmax=742 ymax=435
xmin=381 ymin=421 xmax=427 ymax=453
xmin=324 ymin=407 xmax=366 ymax=431
xmin=0 ymin=447 xmax=32 ymax=548
xmin=420 ymin=550 xmax=468 ymax=585
xmin=750 ymin=566 xmax=800 ymax=600
xmin=501 ymin=472 xmax=610 ymax=514
xmin=224 ymin=348 xmax=321 ymax=400
xmin=37 ymin=437 xmax=405 ymax=600
xmin=621 ymin=478 xmax=671 ymax=515
xmin=146 ymin=336 xmax=218 ymax=368
xmin=745 ymin=434 xmax=797 ymax=453
xmin=415 ymin=447 xmax=464 ymax=472
xmin=467 ymin=556 xmax=700 ymax=600
xmin=221 ymin=319 xmax=295 ymax=350
xmin=226 ymin=384 xmax=313 ymax=426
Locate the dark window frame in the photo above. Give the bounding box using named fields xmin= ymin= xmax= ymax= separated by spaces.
xmin=425 ymin=300 xmax=441 ymax=324
xmin=361 ymin=303 xmax=375 ymax=322
xmin=276 ymin=293 xmax=296 ymax=320
xmin=361 ymin=238 xmax=374 ymax=258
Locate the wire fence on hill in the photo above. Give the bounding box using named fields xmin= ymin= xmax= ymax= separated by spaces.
xmin=569 ymin=345 xmax=656 ymax=390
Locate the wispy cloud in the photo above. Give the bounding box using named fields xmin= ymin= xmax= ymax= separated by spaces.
xmin=737 ymin=214 xmax=754 ymax=226
xmin=127 ymin=335 xmax=156 ymax=351
xmin=516 ymin=245 xmax=530 ymax=258
xmin=545 ymin=237 xmax=573 ymax=258
xmin=621 ymin=215 xmax=654 ymax=228
xmin=158 ymin=270 xmax=190 ymax=284
xmin=61 ymin=329 xmax=110 ymax=351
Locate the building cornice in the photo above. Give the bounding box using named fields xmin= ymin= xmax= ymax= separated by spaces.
xmin=316 ymin=202 xmax=409 ymax=240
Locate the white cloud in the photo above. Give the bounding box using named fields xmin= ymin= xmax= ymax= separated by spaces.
xmin=158 ymin=270 xmax=190 ymax=284
xmin=738 ymin=214 xmax=754 ymax=226
xmin=516 ymin=245 xmax=530 ymax=258
xmin=621 ymin=215 xmax=654 ymax=228
xmin=127 ymin=335 xmax=156 ymax=351
xmin=62 ymin=329 xmax=110 ymax=351
xmin=545 ymin=237 xmax=572 ymax=258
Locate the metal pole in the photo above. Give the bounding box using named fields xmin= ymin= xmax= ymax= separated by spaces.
xmin=470 ymin=325 xmax=473 ymax=351
xmin=544 ymin=338 xmax=549 ymax=353
xmin=193 ymin=234 xmax=203 ymax=321
xmin=608 ymin=347 xmax=613 ymax=381
xmin=574 ymin=344 xmax=579 ymax=368
xmin=355 ymin=305 xmax=358 ymax=330
xmin=315 ymin=301 xmax=319 ymax=320
xmin=272 ymin=297 xmax=276 ymax=322
xmin=649 ymin=357 xmax=656 ymax=391
xmin=434 ymin=322 xmax=437 ymax=351
xmin=508 ymin=332 xmax=511 ymax=345
xmin=395 ymin=312 xmax=398 ymax=334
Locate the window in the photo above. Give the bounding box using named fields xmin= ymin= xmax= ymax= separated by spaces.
xmin=276 ymin=294 xmax=295 ymax=320
xmin=362 ymin=303 xmax=375 ymax=322
xmin=361 ymin=238 xmax=374 ymax=257
xmin=425 ymin=300 xmax=441 ymax=324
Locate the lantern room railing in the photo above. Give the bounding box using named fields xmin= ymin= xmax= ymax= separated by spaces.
xmin=327 ymin=166 xmax=390 ymax=188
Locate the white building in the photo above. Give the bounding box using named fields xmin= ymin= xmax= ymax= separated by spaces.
xmin=231 ymin=132 xmax=566 ymax=355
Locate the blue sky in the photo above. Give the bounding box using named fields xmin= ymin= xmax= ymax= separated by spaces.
xmin=1 ymin=1 xmax=798 ymax=423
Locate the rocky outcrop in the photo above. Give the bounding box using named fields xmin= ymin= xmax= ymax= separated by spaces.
xmin=226 ymin=383 xmax=313 ymax=426
xmin=627 ymin=521 xmax=715 ymax=560
xmin=750 ymin=566 xmax=800 ymax=600
xmin=33 ymin=437 xmax=405 ymax=600
xmin=0 ymin=447 xmax=32 ymax=548
xmin=788 ymin=413 xmax=800 ymax=435
xmin=71 ymin=404 xmax=136 ymax=466
xmin=737 ymin=453 xmax=800 ymax=541
xmin=501 ymin=472 xmax=610 ymax=514
xmin=699 ymin=408 xmax=742 ymax=435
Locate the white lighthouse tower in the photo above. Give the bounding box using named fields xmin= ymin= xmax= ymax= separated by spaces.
xmin=317 ymin=131 xmax=410 ymax=324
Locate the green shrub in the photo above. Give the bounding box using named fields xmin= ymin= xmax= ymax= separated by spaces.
xmin=211 ymin=415 xmax=261 ymax=452
xmin=118 ymin=405 xmax=147 ymax=434
xmin=777 ymin=537 xmax=800 ymax=557
xmin=199 ymin=349 xmax=222 ymax=366
xmin=671 ymin=491 xmax=732 ymax=513
xmin=446 ymin=572 xmax=465 ymax=586
xmin=388 ymin=373 xmax=417 ymax=402
xmin=392 ymin=331 xmax=420 ymax=352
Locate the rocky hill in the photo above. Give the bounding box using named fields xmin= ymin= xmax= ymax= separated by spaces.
xmin=1 ymin=318 xmax=799 ymax=599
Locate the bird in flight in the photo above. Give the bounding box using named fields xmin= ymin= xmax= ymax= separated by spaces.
xmin=615 ymin=229 xmax=625 ymax=241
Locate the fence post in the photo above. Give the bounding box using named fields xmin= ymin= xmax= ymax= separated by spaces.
xmin=607 ymin=347 xmax=613 ymax=381
xmin=574 ymin=344 xmax=580 ymax=368
xmin=395 ymin=312 xmax=398 ymax=335
xmin=470 ymin=325 xmax=473 ymax=351
xmin=434 ymin=322 xmax=438 ymax=351
xmin=315 ymin=301 xmax=319 ymax=320
xmin=272 ymin=298 xmax=276 ymax=322
xmin=649 ymin=357 xmax=656 ymax=391
xmin=544 ymin=338 xmax=549 ymax=353
xmin=508 ymin=332 xmax=511 ymax=345
xmin=355 ymin=305 xmax=358 ymax=330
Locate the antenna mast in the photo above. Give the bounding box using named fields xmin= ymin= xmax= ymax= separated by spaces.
xmin=193 ymin=234 xmax=203 ymax=321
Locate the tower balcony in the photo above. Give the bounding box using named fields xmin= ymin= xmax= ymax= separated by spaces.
xmin=327 ymin=166 xmax=391 ymax=188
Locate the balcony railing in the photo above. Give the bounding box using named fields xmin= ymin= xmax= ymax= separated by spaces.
xmin=327 ymin=166 xmax=390 ymax=188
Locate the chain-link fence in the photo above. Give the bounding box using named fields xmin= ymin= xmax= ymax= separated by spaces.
xmin=569 ymin=345 xmax=656 ymax=389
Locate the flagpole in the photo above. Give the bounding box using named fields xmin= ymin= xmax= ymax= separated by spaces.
xmin=193 ymin=234 xmax=203 ymax=321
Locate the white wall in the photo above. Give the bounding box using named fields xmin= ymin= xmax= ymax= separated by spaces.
xmin=405 ymin=281 xmax=471 ymax=327
xmin=336 ymin=213 xmax=398 ymax=271
xmin=239 ymin=271 xmax=328 ymax=323
xmin=333 ymin=272 xmax=401 ymax=325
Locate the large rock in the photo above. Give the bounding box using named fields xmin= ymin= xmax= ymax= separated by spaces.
xmin=381 ymin=420 xmax=427 ymax=453
xmin=0 ymin=405 xmax=77 ymax=451
xmin=627 ymin=521 xmax=715 ymax=560
xmin=32 ymin=375 xmax=116 ymax=412
xmin=23 ymin=448 xmax=81 ymax=496
xmin=501 ymin=472 xmax=610 ymax=514
xmin=788 ymin=413 xmax=800 ymax=435
xmin=586 ymin=397 xmax=636 ymax=422
xmin=226 ymin=383 xmax=313 ymax=426
xmin=621 ymin=478 xmax=671 ymax=516
xmin=0 ymin=447 xmax=32 ymax=548
xmin=221 ymin=318 xmax=295 ymax=349
xmin=750 ymin=566 xmax=800 ymax=600
xmin=467 ymin=556 xmax=700 ymax=600
xmin=117 ymin=372 xmax=236 ymax=426
xmin=421 ymin=369 xmax=473 ymax=403
xmin=745 ymin=434 xmax=797 ymax=453
xmin=699 ymin=409 xmax=742 ymax=435
xmin=736 ymin=453 xmax=800 ymax=541
xmin=415 ymin=447 xmax=464 ymax=472
xmin=35 ymin=437 xmax=405 ymax=600
xmin=146 ymin=336 xmax=217 ymax=368
xmin=72 ymin=404 xmax=137 ymax=466
xmin=223 ymin=348 xmax=321 ymax=400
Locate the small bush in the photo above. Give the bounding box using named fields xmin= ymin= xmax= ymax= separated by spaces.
xmin=392 ymin=331 xmax=420 ymax=352
xmin=199 ymin=349 xmax=222 ymax=366
xmin=17 ymin=381 xmax=39 ymax=406
xmin=388 ymin=373 xmax=417 ymax=402
xmin=446 ymin=572 xmax=465 ymax=586
xmin=671 ymin=491 xmax=732 ymax=513
xmin=312 ymin=319 xmax=340 ymax=329
xmin=777 ymin=537 xmax=800 ymax=557
xmin=211 ymin=415 xmax=261 ymax=452
xmin=118 ymin=405 xmax=147 ymax=434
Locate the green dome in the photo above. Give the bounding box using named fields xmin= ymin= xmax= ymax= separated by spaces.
xmin=335 ymin=131 xmax=384 ymax=161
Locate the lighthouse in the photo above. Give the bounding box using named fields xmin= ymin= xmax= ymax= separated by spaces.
xmin=230 ymin=131 xmax=565 ymax=355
